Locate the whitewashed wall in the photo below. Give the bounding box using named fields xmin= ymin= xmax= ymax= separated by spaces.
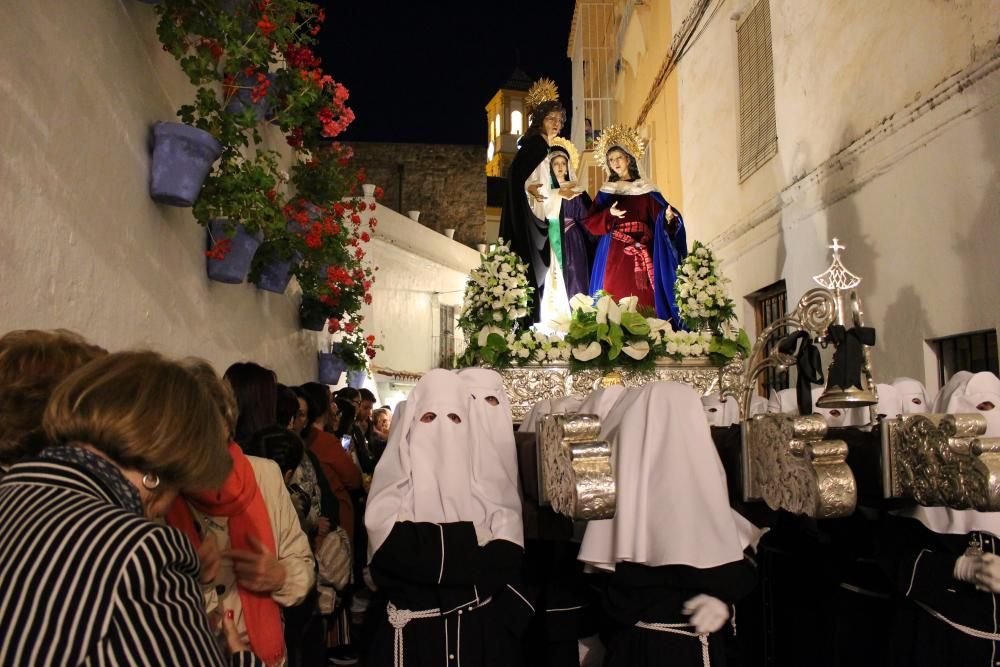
xmin=0 ymin=0 xmax=478 ymax=386
xmin=668 ymin=0 xmax=1000 ymax=389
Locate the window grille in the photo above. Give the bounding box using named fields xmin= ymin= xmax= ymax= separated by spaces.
xmin=751 ymin=280 xmax=788 ymax=398
xmin=437 ymin=305 xmax=456 ymax=369
xmin=736 ymin=0 xmax=777 ymax=182
xmin=935 ymin=329 xmax=999 ymax=387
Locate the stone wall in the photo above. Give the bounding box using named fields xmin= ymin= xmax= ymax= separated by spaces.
xmin=347 ymin=142 xmax=487 ymax=246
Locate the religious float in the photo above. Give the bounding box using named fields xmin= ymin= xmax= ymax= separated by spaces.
xmin=459 ymin=237 xmax=1000 ymax=525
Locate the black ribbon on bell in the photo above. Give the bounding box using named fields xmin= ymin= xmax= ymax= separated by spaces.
xmin=826 ymin=325 xmax=876 ymax=390
xmin=778 ymin=331 xmax=824 ymax=416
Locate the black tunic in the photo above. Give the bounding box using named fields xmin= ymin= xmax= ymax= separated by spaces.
xmin=882 ymin=515 xmax=1000 ymax=667
xmin=499 ymin=134 xmax=550 ymax=324
xmin=368 ymin=521 xmax=534 ymax=667
xmin=600 ymin=557 xmax=758 ymax=667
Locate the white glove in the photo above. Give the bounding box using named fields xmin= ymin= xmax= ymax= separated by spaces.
xmin=474 ymin=521 xmax=492 ymax=546
xmin=683 ymin=594 xmax=730 ymax=634
xmin=954 ymin=554 xmax=978 ymax=583
xmin=974 ymin=553 xmax=1000 ymax=593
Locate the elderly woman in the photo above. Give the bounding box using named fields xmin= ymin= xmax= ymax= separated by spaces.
xmin=365 ymin=369 xmax=533 ymax=667
xmin=0 ymin=328 xmax=105 ymax=478
xmin=0 ymin=350 xmax=261 ymax=666
xmin=167 ymin=367 xmax=315 ymax=667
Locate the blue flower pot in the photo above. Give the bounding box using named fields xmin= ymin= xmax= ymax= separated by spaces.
xmin=149 ymin=122 xmax=222 ymax=207
xmin=318 ymin=352 xmax=348 ymax=385
xmin=348 ymin=370 xmax=367 ymax=389
xmin=254 ymin=251 xmax=301 ymax=294
xmin=225 ymin=73 xmax=275 ymax=122
xmin=206 ymin=220 xmax=262 ymax=284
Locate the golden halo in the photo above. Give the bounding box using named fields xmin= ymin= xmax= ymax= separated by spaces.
xmin=548 ymin=137 xmax=580 ymax=173
xmin=525 ymin=78 xmax=559 ymax=117
xmin=593 ymin=124 xmax=645 ymax=172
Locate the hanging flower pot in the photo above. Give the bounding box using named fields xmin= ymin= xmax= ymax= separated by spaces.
xmin=299 ymin=297 xmax=330 ymax=331
xmin=253 ymin=243 xmax=302 ymax=294
xmin=347 ymin=370 xmax=367 ymax=389
xmin=149 ymin=122 xmax=222 ymax=207
xmin=205 ymin=220 xmax=262 ymax=284
xmin=225 ymin=72 xmax=275 ymax=122
xmin=318 ymin=350 xmax=349 ymax=385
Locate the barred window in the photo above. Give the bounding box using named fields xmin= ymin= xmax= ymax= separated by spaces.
xmin=437 ymin=305 xmax=456 ymax=369
xmin=736 ymin=0 xmax=777 ymax=182
xmin=935 ymin=329 xmax=998 ymax=386
xmin=750 ymin=280 xmax=788 ymax=398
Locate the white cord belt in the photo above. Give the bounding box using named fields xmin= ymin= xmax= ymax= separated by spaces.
xmin=386 ymin=597 xmax=493 ymax=667
xmin=916 ymin=601 xmax=1000 ymax=641
xmin=634 ymin=621 xmax=711 ymax=667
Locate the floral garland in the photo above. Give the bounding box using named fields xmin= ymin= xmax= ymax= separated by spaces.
xmin=675 ymin=241 xmax=736 ymax=334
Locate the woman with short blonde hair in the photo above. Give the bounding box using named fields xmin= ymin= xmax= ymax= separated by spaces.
xmin=0 ymin=350 xmax=260 ymax=666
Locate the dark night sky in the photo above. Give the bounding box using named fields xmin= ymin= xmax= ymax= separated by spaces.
xmin=317 ymin=1 xmax=576 ymax=145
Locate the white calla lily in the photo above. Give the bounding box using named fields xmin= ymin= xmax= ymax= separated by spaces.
xmin=622 ymin=340 xmax=650 ymax=360
xmin=606 ymin=298 xmax=622 ymax=324
xmin=569 ymin=293 xmax=596 ymax=313
xmin=595 ymin=295 xmax=611 ymax=324
xmin=477 ymin=325 xmax=504 ymax=347
xmin=571 ymin=341 xmax=603 ymax=361
xmin=618 ymin=295 xmax=639 ymax=313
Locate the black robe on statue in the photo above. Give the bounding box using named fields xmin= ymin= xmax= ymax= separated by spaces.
xmin=368 ymin=520 xmax=534 ymax=667
xmin=499 ymin=134 xmax=550 ymax=324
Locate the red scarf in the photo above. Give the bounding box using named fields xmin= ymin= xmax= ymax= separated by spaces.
xmin=166 ymin=443 xmax=284 ymax=666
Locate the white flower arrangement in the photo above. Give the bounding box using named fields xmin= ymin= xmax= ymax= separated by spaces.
xmin=675 ymin=241 xmax=737 ymax=333
xmin=457 ymin=240 xmax=750 ymax=370
xmin=458 ymin=240 xmax=538 ymax=368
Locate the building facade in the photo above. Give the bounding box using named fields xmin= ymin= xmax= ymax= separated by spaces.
xmin=568 ymin=0 xmax=1000 ymax=389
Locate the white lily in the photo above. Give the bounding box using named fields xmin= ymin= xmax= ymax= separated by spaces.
xmin=618 ymin=295 xmax=639 ymax=313
xmin=477 ymin=325 xmax=504 ymax=347
xmin=569 ymin=293 xmax=596 ymax=313
xmin=622 ymin=340 xmax=650 ymax=360
xmin=572 ymin=341 xmax=603 ymax=361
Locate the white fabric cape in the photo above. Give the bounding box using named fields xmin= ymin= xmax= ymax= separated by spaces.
xmin=578 ymin=382 xmax=759 ymax=571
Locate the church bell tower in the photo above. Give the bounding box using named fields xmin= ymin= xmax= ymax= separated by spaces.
xmin=485 ymin=68 xmax=532 ymax=178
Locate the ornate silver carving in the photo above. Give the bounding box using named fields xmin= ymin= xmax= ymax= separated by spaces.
xmin=882 ymin=414 xmax=1000 ymax=511
xmin=538 ymin=413 xmax=616 ymax=520
xmin=500 ymin=358 xmax=727 ymax=422
xmin=742 ymin=414 xmax=857 ymax=518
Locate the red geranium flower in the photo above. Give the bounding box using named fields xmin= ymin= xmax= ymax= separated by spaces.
xmin=205 ymin=238 xmax=232 ymax=260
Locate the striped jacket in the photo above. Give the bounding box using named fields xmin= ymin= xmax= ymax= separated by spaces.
xmin=0 ymin=457 xmax=262 ymax=666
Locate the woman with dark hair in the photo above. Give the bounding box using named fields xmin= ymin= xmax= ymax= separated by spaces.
xmin=298 ymin=383 xmax=362 ymax=540
xmin=224 ymin=362 xmax=278 ymax=447
xmin=499 ymin=78 xmax=567 ymax=324
xmin=585 ymin=124 xmax=688 ymax=322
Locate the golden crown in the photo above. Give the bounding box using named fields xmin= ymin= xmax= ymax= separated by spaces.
xmin=549 ymin=137 xmax=581 ymax=172
xmin=593 ymin=124 xmax=645 ymax=172
xmin=525 ymin=78 xmax=559 ymax=116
